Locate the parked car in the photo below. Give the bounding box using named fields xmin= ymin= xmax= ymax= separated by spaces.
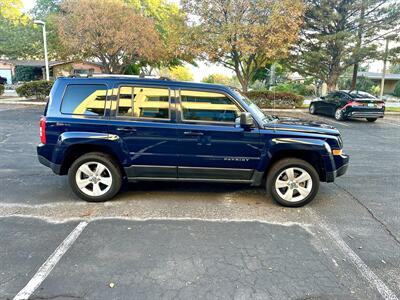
xmin=37 ymin=76 xmax=349 ymax=207
xmin=309 ymin=90 xmax=385 ymax=122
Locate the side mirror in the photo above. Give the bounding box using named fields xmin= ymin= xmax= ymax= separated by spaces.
xmin=240 ymin=112 xmax=253 ymax=128
xmin=320 ymin=96 xmax=325 ymax=100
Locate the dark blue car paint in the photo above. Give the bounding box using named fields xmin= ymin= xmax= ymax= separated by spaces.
xmin=37 ymin=77 xmax=349 ymax=186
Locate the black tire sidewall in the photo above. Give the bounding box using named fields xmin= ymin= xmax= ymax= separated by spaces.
xmin=267 ymin=159 xmax=320 ymax=207
xmin=309 ymin=104 xmax=316 ymax=114
xmin=367 ymin=118 xmax=377 ymax=122
xmin=335 ymin=108 xmax=344 ymax=121
xmin=68 ymin=152 xmax=122 ymax=202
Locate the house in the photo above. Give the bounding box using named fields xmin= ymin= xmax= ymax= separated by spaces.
xmin=357 ymin=71 xmax=400 ymax=94
xmin=0 ymin=60 xmax=104 ymax=84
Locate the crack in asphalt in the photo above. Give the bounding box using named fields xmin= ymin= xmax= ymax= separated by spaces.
xmin=334 ymin=182 xmax=400 ymax=246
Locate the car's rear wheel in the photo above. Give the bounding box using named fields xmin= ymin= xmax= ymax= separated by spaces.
xmin=366 ymin=118 xmax=377 ymax=122
xmin=309 ymin=103 xmax=316 ymax=115
xmin=334 ymin=108 xmax=345 ymax=121
xmin=68 ymin=152 xmax=122 ymax=202
xmin=266 ymin=158 xmax=319 ymax=207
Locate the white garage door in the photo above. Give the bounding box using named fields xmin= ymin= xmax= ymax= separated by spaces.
xmin=0 ymin=69 xmax=12 ymax=84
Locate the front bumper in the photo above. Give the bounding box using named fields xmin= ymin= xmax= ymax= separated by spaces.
xmin=326 ymin=153 xmax=349 ymax=182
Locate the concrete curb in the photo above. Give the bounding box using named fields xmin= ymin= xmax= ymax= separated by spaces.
xmin=0 ymin=101 xmax=46 ymax=105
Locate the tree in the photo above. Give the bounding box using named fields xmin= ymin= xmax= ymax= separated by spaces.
xmin=389 ymin=64 xmax=400 ymax=74
xmin=0 ymin=16 xmax=42 ymax=59
xmin=182 ymin=0 xmax=304 ymax=92
xmin=0 ymin=0 xmax=27 ymax=21
xmin=126 ymin=0 xmax=194 ymax=73
xmin=159 ymin=65 xmax=193 ymax=81
xmin=292 ymin=0 xmax=400 ymax=92
xmin=350 ymin=1 xmax=400 ymax=89
xmin=0 ymin=0 xmax=41 ymax=59
xmin=55 ymin=0 xmax=164 ymax=73
xmin=201 ymin=74 xmax=231 ymax=85
xmin=30 ymin=0 xmax=61 ymax=19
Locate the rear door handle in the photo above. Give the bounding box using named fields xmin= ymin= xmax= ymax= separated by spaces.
xmin=116 ymin=127 xmax=137 ymax=132
xmin=184 ymin=131 xmax=204 ymax=136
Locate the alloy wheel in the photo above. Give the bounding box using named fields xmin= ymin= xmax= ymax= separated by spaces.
xmin=275 ymin=167 xmax=313 ymax=202
xmin=75 ymin=162 xmax=113 ymax=197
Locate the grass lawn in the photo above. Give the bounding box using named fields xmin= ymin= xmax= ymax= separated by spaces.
xmin=386 ymin=107 xmax=400 ymax=112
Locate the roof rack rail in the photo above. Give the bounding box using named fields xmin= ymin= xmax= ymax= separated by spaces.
xmin=67 ymin=73 xmax=172 ymax=81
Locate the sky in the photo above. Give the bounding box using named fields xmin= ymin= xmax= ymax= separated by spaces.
xmin=21 ymin=0 xmax=391 ymax=81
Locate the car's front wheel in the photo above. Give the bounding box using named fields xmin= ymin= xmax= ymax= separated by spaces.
xmin=68 ymin=152 xmax=122 ymax=202
xmin=266 ymin=158 xmax=320 ymax=207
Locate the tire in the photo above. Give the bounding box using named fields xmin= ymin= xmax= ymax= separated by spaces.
xmin=309 ymin=104 xmax=316 ymax=115
xmin=68 ymin=152 xmax=122 ymax=202
xmin=266 ymin=158 xmax=320 ymax=207
xmin=334 ymin=108 xmax=345 ymax=121
xmin=366 ymin=118 xmax=377 ymax=122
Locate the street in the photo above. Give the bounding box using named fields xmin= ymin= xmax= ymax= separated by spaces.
xmin=0 ymin=105 xmax=399 ymax=300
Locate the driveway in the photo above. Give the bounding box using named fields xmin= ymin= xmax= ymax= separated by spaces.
xmin=0 ymin=106 xmax=399 ymax=300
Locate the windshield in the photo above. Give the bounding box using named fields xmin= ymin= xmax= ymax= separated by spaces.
xmin=233 ymin=90 xmax=276 ymax=122
xmin=349 ymin=91 xmax=376 ymax=99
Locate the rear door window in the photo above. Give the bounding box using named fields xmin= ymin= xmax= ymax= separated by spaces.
xmin=116 ymin=86 xmax=170 ymax=120
xmin=61 ymin=84 xmax=107 ymax=116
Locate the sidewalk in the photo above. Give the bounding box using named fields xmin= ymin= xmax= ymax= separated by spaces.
xmin=0 ymin=97 xmax=46 ymax=105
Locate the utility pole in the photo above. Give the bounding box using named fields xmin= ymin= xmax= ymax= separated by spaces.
xmin=351 ymin=0 xmax=365 ymax=90
xmin=380 ymin=34 xmax=396 ymax=99
xmin=34 ymin=20 xmax=50 ymax=81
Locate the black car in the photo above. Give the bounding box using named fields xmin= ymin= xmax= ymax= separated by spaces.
xmin=309 ymin=90 xmax=385 ymax=122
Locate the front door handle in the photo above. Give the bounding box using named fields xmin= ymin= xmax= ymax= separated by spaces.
xmin=184 ymin=131 xmax=204 ymax=136
xmin=116 ymin=127 xmax=137 ymax=132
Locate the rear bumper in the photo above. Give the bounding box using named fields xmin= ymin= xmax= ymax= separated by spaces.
xmin=326 ymin=154 xmax=349 ymax=182
xmin=37 ymin=154 xmax=61 ymax=175
xmin=344 ymin=107 xmax=384 ymax=119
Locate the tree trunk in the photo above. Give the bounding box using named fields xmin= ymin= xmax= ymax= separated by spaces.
xmin=351 ymin=62 xmax=359 ymax=90
xmin=327 ymin=72 xmax=339 ymax=91
xmin=240 ymin=80 xmax=249 ymax=93
xmin=351 ymin=0 xmax=365 ymax=90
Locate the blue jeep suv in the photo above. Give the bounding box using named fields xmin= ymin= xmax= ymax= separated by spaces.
xmin=37 ymin=76 xmax=349 ymax=207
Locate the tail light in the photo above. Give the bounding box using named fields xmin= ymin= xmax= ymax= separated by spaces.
xmin=377 ymin=102 xmax=385 ymax=108
xmin=348 ymin=101 xmax=363 ymax=107
xmin=39 ymin=116 xmax=46 ymax=144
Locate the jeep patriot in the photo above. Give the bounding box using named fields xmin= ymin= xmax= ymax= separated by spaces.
xmin=37 ymin=76 xmax=349 ymax=207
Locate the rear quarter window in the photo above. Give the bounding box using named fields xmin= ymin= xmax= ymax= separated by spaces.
xmin=60 ymin=84 xmax=107 ymax=116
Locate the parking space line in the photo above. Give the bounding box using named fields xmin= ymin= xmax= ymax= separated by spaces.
xmin=13 ymin=221 xmax=88 ymax=300
xmin=307 ymin=208 xmax=398 ymax=300
xmin=380 ymin=120 xmax=400 ymax=127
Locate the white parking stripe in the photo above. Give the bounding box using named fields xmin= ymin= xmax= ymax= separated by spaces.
xmin=380 ymin=120 xmax=400 ymax=127
xmin=307 ymin=208 xmax=398 ymax=300
xmin=13 ymin=221 xmax=88 ymax=300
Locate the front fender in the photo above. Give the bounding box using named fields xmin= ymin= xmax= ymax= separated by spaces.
xmin=258 ymin=137 xmax=335 ymax=178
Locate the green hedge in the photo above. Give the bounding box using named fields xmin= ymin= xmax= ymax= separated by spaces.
xmin=0 ymin=84 xmax=4 ymax=96
xmin=16 ymin=80 xmax=53 ymax=101
xmin=394 ymin=82 xmax=400 ymax=97
xmin=244 ymin=90 xmax=304 ymax=108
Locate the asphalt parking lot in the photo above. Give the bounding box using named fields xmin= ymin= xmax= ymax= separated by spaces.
xmin=0 ymin=105 xmax=399 ymax=300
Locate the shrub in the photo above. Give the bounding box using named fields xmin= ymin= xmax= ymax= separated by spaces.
xmin=0 ymin=84 xmax=4 ymax=96
xmin=272 ymin=82 xmax=315 ymax=96
xmin=14 ymin=66 xmax=43 ymax=82
xmin=244 ymin=90 xmax=304 ymax=108
xmin=393 ymin=82 xmax=400 ymax=97
xmin=16 ymin=80 xmax=54 ymax=101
